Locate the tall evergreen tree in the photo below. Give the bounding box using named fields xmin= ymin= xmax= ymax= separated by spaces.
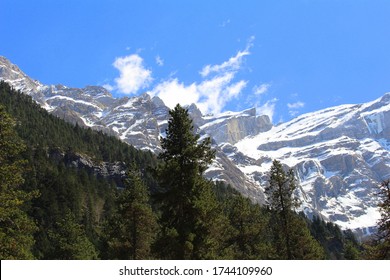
xmin=0 ymin=105 xmax=37 ymax=259
xmin=265 ymin=160 xmax=324 ymax=259
xmin=375 ymin=179 xmax=390 ymax=259
xmin=105 ymin=166 xmax=158 ymax=259
xmin=155 ymin=104 xmax=226 ymax=259
xmin=48 ymin=211 xmax=98 ymax=260
xmin=224 ymin=194 xmax=273 ymax=259
xmin=265 ymin=160 xmax=299 ymax=259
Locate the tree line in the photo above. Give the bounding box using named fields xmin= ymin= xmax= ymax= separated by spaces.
xmin=0 ymin=81 xmax=388 ymax=259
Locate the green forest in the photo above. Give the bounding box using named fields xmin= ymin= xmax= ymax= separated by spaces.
xmin=0 ymin=81 xmax=388 ymax=260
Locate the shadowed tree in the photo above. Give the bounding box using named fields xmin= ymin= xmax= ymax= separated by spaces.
xmin=0 ymin=105 xmax=38 ymax=259
xmin=48 ymin=211 xmax=98 ymax=260
xmin=265 ymin=160 xmax=324 ymax=259
xmin=105 ymin=166 xmax=158 ymax=259
xmin=155 ymin=104 xmax=228 ymax=259
xmin=375 ymin=179 xmax=390 ymax=259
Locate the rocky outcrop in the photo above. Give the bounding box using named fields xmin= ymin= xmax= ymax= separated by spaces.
xmin=200 ymin=108 xmax=272 ymax=144
xmin=48 ymin=148 xmax=127 ymax=187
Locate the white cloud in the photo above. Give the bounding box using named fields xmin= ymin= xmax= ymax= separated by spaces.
xmin=287 ymin=101 xmax=305 ymax=117
xmin=253 ymin=83 xmax=270 ymax=95
xmin=197 ymin=73 xmax=246 ymax=114
xmin=149 ymin=78 xmax=199 ymax=109
xmin=226 ymin=80 xmax=247 ymax=99
xmin=199 ymin=51 xmax=247 ymax=77
xmin=155 ymin=55 xmax=164 ymax=66
xmin=150 ymin=38 xmax=254 ymax=115
xmin=113 ymin=54 xmax=152 ymax=95
xmin=150 ymin=72 xmax=248 ymax=115
xmin=256 ymin=98 xmax=277 ymax=122
xmin=287 ymin=101 xmax=305 ymax=109
xmin=102 ymin=84 xmax=115 ymax=91
xmin=200 ymin=36 xmax=254 ymax=78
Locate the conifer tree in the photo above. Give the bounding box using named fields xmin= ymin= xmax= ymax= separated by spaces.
xmin=224 ymin=194 xmax=273 ymax=259
xmin=48 ymin=211 xmax=98 ymax=259
xmin=155 ymin=104 xmax=226 ymax=259
xmin=265 ymin=160 xmax=324 ymax=259
xmin=265 ymin=160 xmax=299 ymax=259
xmin=0 ymin=105 xmax=37 ymax=259
xmin=375 ymin=179 xmax=390 ymax=259
xmin=105 ymin=166 xmax=158 ymax=259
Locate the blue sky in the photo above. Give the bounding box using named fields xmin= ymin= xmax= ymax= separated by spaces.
xmin=1 ymin=0 xmax=390 ymax=123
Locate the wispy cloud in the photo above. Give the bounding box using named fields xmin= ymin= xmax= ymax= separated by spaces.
xmin=150 ymin=37 xmax=254 ymax=115
xmin=219 ymin=19 xmax=231 ymax=28
xmin=102 ymin=84 xmax=115 ymax=91
xmin=155 ymin=55 xmax=164 ymax=66
xmin=287 ymin=101 xmax=305 ymax=117
xmin=112 ymin=54 xmax=153 ymax=95
xmin=253 ymin=83 xmax=271 ymax=95
xmin=287 ymin=101 xmax=305 ymax=109
xmin=200 ymin=36 xmax=254 ymax=78
xmin=257 ymin=98 xmax=277 ymax=122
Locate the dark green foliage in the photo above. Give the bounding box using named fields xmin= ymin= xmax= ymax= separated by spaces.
xmin=155 ymin=104 xmax=227 ymax=259
xmin=265 ymin=160 xmax=325 ymax=259
xmin=0 ymin=81 xmax=157 ymax=172
xmin=365 ymin=179 xmax=390 ymax=259
xmin=104 ymin=166 xmax=158 ymax=259
xmin=376 ymin=179 xmax=390 ymax=259
xmin=0 ymin=105 xmax=38 ymax=259
xmin=309 ymin=215 xmax=362 ymax=259
xmin=223 ymin=194 xmax=273 ymax=259
xmin=47 ymin=211 xmax=98 ymax=260
xmin=0 ymin=82 xmax=156 ymax=259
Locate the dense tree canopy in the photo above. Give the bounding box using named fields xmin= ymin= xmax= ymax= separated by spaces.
xmin=0 ymin=105 xmax=37 ymax=259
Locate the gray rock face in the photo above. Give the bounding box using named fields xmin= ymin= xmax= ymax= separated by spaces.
xmin=49 ymin=148 xmax=127 ymax=187
xmin=200 ymin=108 xmax=272 ymax=144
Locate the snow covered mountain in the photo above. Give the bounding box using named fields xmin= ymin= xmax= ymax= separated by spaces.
xmin=230 ymin=95 xmax=390 ymax=235
xmin=1 ymin=56 xmax=389 ymax=234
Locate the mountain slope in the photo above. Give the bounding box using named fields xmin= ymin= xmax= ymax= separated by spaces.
xmin=231 ymin=95 xmax=390 ymax=233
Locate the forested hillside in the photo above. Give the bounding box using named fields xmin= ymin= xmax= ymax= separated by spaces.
xmin=0 ymin=81 xmax=372 ymax=259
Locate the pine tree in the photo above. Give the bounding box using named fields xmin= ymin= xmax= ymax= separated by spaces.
xmin=0 ymin=105 xmax=37 ymax=259
xmin=265 ymin=160 xmax=324 ymax=259
xmin=105 ymin=166 xmax=158 ymax=259
xmin=375 ymin=179 xmax=390 ymax=259
xmin=265 ymin=160 xmax=298 ymax=259
xmin=224 ymin=194 xmax=273 ymax=259
xmin=155 ymin=104 xmax=226 ymax=259
xmin=48 ymin=211 xmax=98 ymax=260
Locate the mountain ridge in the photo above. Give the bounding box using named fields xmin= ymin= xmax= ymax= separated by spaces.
xmin=0 ymin=56 xmax=267 ymax=203
xmin=2 ymin=55 xmax=389 ymax=234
